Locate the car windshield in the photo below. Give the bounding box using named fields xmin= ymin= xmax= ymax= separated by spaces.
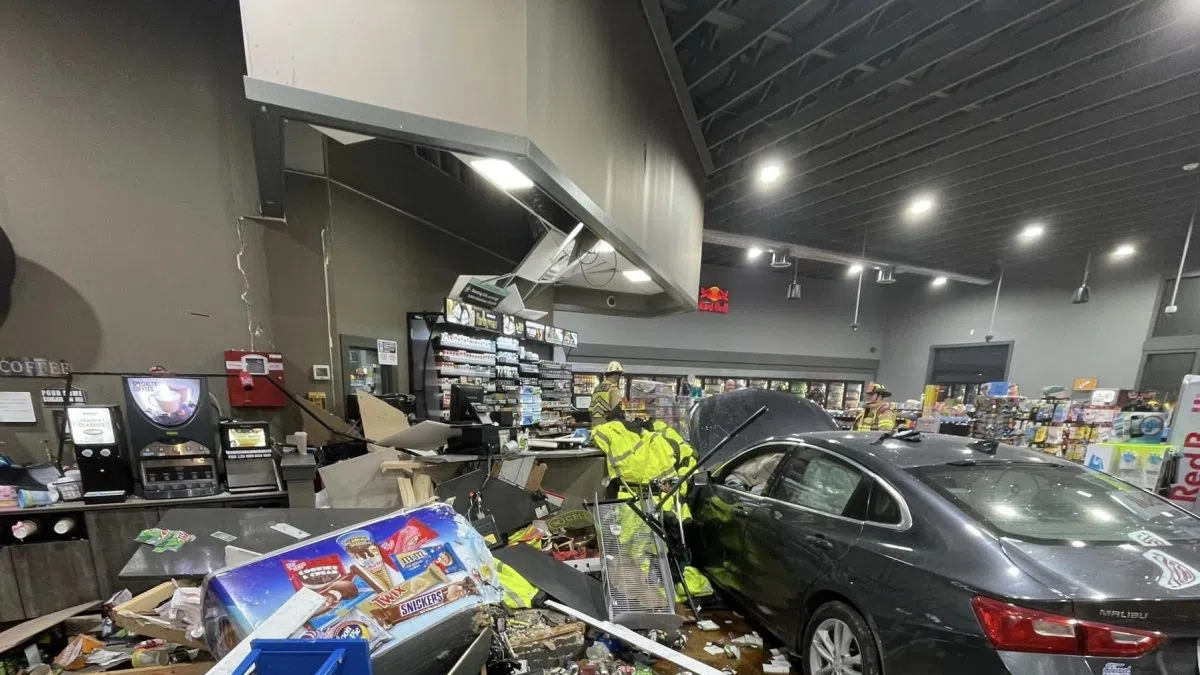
xmin=911 ymin=461 xmax=1200 ymax=543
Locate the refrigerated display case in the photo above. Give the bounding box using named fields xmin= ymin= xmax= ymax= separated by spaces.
xmin=628 ymin=379 xmax=691 ymax=437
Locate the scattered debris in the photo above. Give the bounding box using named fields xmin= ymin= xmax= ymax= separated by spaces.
xmin=731 ymin=631 xmax=763 ymax=648
xmin=695 ymin=620 xmax=720 ymax=631
xmin=763 ymin=652 xmax=792 ymax=674
xmin=702 ymin=643 xmax=725 ymax=656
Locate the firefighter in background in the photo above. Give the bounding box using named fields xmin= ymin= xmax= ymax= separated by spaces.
xmin=854 ymin=382 xmax=896 ymax=431
xmin=589 ymin=361 xmax=625 ymax=424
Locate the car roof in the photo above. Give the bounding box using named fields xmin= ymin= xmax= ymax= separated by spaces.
xmin=777 ymin=430 xmax=1074 ymax=470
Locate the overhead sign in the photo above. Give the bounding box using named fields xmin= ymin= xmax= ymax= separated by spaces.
xmin=0 ymin=357 xmax=71 ymax=377
xmin=698 ymin=286 xmax=729 ymax=313
xmin=460 ymin=279 xmax=509 ymax=309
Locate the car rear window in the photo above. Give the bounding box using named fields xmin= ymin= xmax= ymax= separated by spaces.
xmin=910 ymin=461 xmax=1200 ymax=543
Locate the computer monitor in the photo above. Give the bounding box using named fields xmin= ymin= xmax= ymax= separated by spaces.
xmin=449 ymin=384 xmax=486 ymax=424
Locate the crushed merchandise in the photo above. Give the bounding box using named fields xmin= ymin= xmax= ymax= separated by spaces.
xmin=134 ymin=528 xmax=196 ymax=553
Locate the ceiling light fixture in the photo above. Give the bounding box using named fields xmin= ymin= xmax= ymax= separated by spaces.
xmin=591 ymin=240 xmax=613 ymax=254
xmin=906 ymin=193 xmax=936 ymax=219
xmin=747 ymin=246 xmax=764 ymax=260
xmin=1184 ymin=162 xmax=1199 ymax=172
xmin=758 ymin=162 xmax=783 ymax=184
xmin=931 ymin=276 xmax=948 ymax=288
xmin=875 ymin=266 xmax=896 ymax=284
xmin=847 ymin=263 xmax=863 ymax=276
xmin=1019 ymin=223 xmax=1045 ymax=241
xmin=468 ymin=158 xmax=533 ymax=190
xmin=786 ymin=259 xmax=802 ymax=300
xmin=623 ymin=269 xmax=651 ymax=283
xmin=1112 ymin=243 xmax=1136 ymax=259
xmin=769 ymin=250 xmax=791 ymax=268
xmin=1072 ymin=253 xmax=1091 ymax=305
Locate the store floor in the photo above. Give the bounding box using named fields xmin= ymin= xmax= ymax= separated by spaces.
xmin=652 ymin=609 xmax=783 ymax=675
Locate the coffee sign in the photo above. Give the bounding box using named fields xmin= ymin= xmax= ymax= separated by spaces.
xmin=0 ymin=357 xmax=71 ymax=377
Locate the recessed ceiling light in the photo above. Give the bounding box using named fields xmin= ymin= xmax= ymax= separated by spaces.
xmin=847 ymin=264 xmax=863 ymax=276
xmin=1183 ymin=162 xmax=1199 ymax=172
xmin=931 ymin=276 xmax=948 ymax=287
xmin=1019 ymin=223 xmax=1045 ymax=241
xmin=591 ymin=240 xmax=613 ymax=254
xmin=747 ymin=246 xmax=764 ymax=260
xmin=758 ymin=162 xmax=783 ymax=184
xmin=1112 ymin=243 xmax=1136 ymax=259
xmin=907 ymin=194 xmax=936 ymax=219
xmin=623 ymin=269 xmax=652 ymax=283
xmin=468 ymin=158 xmax=533 ymax=190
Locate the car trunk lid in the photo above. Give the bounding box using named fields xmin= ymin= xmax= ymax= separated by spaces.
xmin=1001 ymin=537 xmax=1200 ymax=634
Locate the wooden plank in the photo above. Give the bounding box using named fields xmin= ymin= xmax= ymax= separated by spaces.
xmin=119 ymin=663 xmax=213 ymax=675
xmin=11 ymin=541 xmax=100 ymax=617
xmin=0 ymin=546 xmax=25 ymax=621
xmin=0 ymin=600 xmax=99 ymax=653
xmin=87 ymin=509 xmax=162 ymax=599
xmin=412 ymin=473 xmax=434 ymax=502
xmin=396 ymin=476 xmax=416 ymax=507
xmin=525 ymin=463 xmax=547 ymax=492
xmin=357 ymin=391 xmax=410 ymax=452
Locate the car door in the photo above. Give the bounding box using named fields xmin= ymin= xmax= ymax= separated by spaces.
xmin=689 ymin=445 xmax=790 ymax=597
xmin=741 ymin=445 xmax=867 ymax=638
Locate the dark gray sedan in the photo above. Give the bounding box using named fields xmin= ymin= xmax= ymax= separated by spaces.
xmin=687 ymin=392 xmax=1200 ymax=674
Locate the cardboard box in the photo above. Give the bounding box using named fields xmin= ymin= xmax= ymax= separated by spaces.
xmin=112 ymin=582 xmax=208 ymax=651
xmin=200 ymin=504 xmax=502 ymax=663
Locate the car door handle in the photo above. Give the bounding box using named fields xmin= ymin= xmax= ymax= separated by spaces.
xmin=806 ymin=534 xmax=835 ymax=551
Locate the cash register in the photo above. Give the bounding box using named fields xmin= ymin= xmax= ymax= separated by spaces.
xmin=218 ymin=420 xmax=282 ymax=493
xmin=446 ymin=384 xmax=500 ymax=455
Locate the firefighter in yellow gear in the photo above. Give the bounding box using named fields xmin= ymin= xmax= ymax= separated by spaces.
xmin=591 ymin=417 xmax=696 ymax=520
xmin=854 ymin=382 xmax=896 ymax=431
xmin=494 ymin=559 xmax=545 ymax=609
xmin=589 ymin=361 xmax=625 ymax=424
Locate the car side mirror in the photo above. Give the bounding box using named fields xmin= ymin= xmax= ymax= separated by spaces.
xmin=691 ymin=470 xmax=710 ymax=487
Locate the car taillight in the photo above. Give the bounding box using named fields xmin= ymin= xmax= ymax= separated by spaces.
xmin=972 ymin=596 xmax=1164 ymax=658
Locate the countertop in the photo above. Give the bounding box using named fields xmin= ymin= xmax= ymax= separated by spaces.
xmin=0 ymin=490 xmax=287 ymax=516
xmin=118 ymin=507 xmax=390 ymax=580
xmin=416 ymin=447 xmax=602 ymax=464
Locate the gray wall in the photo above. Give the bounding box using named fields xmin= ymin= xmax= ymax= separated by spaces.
xmin=557 ymin=266 xmax=886 ymax=375
xmin=877 ymin=262 xmax=1165 ymax=400
xmin=0 ymin=0 xmax=274 ymax=462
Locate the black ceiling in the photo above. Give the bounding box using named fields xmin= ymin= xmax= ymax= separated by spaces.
xmin=652 ymin=0 xmax=1200 ymax=275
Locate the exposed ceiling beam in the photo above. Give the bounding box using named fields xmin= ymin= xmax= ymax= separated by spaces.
xmin=888 ymin=186 xmax=1200 ymax=256
xmin=707 ymin=0 xmax=1161 ymax=201
xmin=642 ymin=0 xmax=717 ymax=173
xmin=705 ymin=0 xmax=979 ymax=146
xmin=703 ymin=229 xmax=994 ymax=283
xmin=769 ymin=122 xmax=1200 ymax=240
xmin=709 ymin=0 xmax=1059 ymax=164
xmin=821 ymin=162 xmax=1198 ymax=237
xmin=684 ymin=0 xmax=821 ymax=87
xmin=712 ymin=53 xmax=1200 ymax=220
xmin=694 ymin=0 xmax=895 ymax=121
xmin=668 ymin=0 xmax=727 ymax=46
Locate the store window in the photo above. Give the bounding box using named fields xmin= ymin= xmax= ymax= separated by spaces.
xmin=1152 ymin=275 xmax=1200 ymax=337
xmin=927 ymin=344 xmax=1011 ymax=386
xmin=1138 ymin=351 xmax=1198 ymax=404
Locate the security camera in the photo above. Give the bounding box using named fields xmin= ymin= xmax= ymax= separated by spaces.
xmin=605 ymin=295 xmax=617 ymax=308
xmin=850 ymin=322 xmax=860 ymax=332
xmin=984 ymin=334 xmax=995 ymax=342
xmin=1166 ymin=305 xmax=1179 ymax=315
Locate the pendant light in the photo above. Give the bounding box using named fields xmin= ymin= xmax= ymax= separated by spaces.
xmin=851 ymin=229 xmax=867 ymax=331
xmin=1165 ymin=204 xmax=1197 ymax=315
xmin=786 ymin=258 xmax=802 ymax=300
xmin=985 ymin=266 xmax=1003 ymax=342
xmin=1071 ymin=254 xmax=1091 ymax=305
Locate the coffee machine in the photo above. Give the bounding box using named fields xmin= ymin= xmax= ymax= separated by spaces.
xmin=122 ymin=376 xmax=221 ymax=499
xmin=65 ymin=405 xmax=133 ymax=503
xmin=218 ymin=420 xmax=282 ymax=494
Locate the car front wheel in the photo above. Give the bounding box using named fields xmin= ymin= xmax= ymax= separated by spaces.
xmin=802 ymin=601 xmax=882 ymax=675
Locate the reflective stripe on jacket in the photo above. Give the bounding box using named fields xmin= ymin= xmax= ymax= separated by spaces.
xmin=853 ymin=402 xmax=896 ymax=431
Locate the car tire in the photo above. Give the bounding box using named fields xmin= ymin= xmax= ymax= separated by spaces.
xmin=802 ymin=601 xmax=882 ymax=675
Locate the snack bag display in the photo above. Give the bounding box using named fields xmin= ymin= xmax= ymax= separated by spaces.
xmin=201 ymin=503 xmax=501 ymax=661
